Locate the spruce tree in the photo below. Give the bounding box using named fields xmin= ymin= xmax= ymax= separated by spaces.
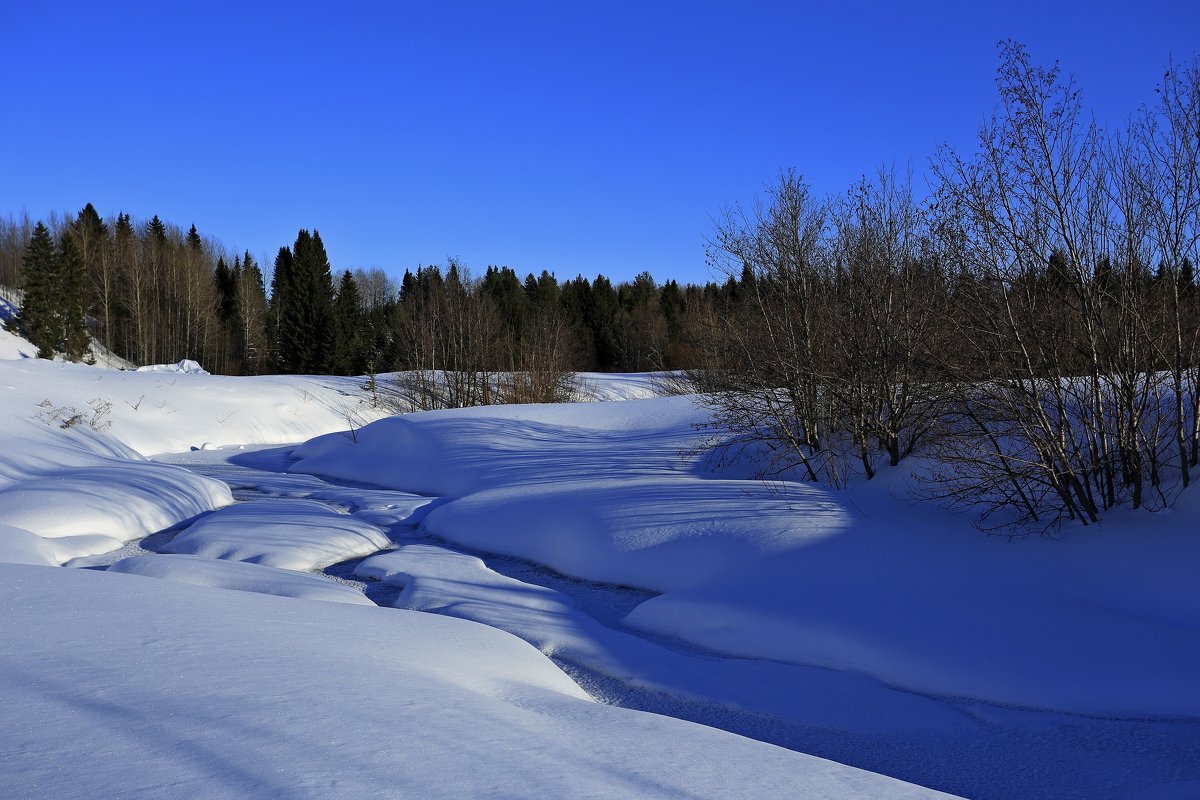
xmin=58 ymin=234 xmax=91 ymax=361
xmin=332 ymin=269 xmax=364 ymax=375
xmin=146 ymin=215 xmax=168 ymax=245
xmin=15 ymin=223 xmax=59 ymax=358
xmin=71 ymin=204 xmax=109 ymax=348
xmin=12 ymin=223 xmax=90 ymax=360
xmin=268 ymin=246 xmax=294 ymax=372
xmin=271 ymin=229 xmax=335 ymax=373
xmin=214 ymin=256 xmax=237 ymax=323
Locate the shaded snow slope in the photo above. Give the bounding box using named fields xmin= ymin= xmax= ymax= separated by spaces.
xmin=291 ymin=396 xmax=1200 ymax=717
xmin=0 ymin=563 xmax=952 ymax=799
xmin=109 ymin=554 xmax=375 ymax=605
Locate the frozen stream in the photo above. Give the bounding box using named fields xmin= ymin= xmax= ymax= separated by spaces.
xmin=71 ymin=445 xmax=1200 ymax=800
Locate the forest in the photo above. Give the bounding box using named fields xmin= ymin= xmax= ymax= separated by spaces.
xmin=0 ymin=206 xmax=719 ymax=388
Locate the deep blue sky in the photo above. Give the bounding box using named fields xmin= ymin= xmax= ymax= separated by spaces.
xmin=3 ymin=1 xmax=1198 ymax=284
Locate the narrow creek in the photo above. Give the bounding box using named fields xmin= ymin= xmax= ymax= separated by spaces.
xmin=69 ymin=444 xmax=1200 ymax=800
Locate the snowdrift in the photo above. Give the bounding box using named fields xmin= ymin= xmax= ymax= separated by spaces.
xmin=0 ymin=563 xmax=950 ymax=799
xmin=292 ymin=396 xmax=1200 ymax=717
xmin=0 ymin=418 xmax=231 ymax=563
xmin=108 ymin=553 xmax=375 ymax=604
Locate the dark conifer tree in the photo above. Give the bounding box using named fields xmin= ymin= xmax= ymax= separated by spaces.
xmin=588 ymin=274 xmax=620 ymax=369
xmin=332 ymin=269 xmax=365 ymax=375
xmin=14 ymin=222 xmax=59 ymax=358
xmin=71 ymin=204 xmax=111 ymax=346
xmin=11 ymin=223 xmax=89 ymax=360
xmin=146 ymin=215 xmax=168 ymax=245
xmin=272 ymin=229 xmax=335 ymax=373
xmin=268 ymin=246 xmax=294 ymax=372
xmin=399 ymin=269 xmax=417 ymax=304
xmin=559 ymin=275 xmax=596 ymax=368
xmin=58 ymin=234 xmax=91 ymax=361
xmin=214 ymin=256 xmax=237 ymax=323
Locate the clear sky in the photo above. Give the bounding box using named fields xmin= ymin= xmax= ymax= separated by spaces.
xmin=3 ymin=1 xmax=1198 ymax=284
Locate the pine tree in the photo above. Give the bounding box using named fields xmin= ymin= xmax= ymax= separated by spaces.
xmin=214 ymin=256 xmax=237 ymax=323
xmin=332 ymin=269 xmax=365 ymax=375
xmin=12 ymin=223 xmax=90 ymax=360
xmin=15 ymin=223 xmax=59 ymax=358
xmin=58 ymin=234 xmax=91 ymax=361
xmin=72 ymin=204 xmax=111 ymax=348
xmin=268 ymin=246 xmax=294 ymax=372
xmin=272 ymin=229 xmax=335 ymax=373
xmin=588 ymin=274 xmax=620 ymax=369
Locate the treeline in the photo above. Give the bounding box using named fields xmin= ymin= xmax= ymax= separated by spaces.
xmin=1 ymin=207 xmax=271 ymax=372
xmin=698 ymin=43 xmax=1200 ymax=530
xmin=0 ymin=209 xmax=738 ymax=380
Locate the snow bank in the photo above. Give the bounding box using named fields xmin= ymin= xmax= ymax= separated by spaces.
xmin=0 ymin=419 xmax=231 ymax=564
xmin=291 ymin=395 xmax=705 ymax=496
xmin=0 ymin=360 xmax=665 ymax=460
xmin=135 ymin=358 xmax=210 ymax=375
xmin=292 ymin=396 xmax=1200 ymax=717
xmin=0 ymin=293 xmax=34 ymax=359
xmin=0 ymin=522 xmax=58 ymax=565
xmin=162 ymin=499 xmax=391 ymax=570
xmin=109 ymin=554 xmax=374 ymax=605
xmin=572 ymin=371 xmax=675 ymax=401
xmin=0 ymin=563 xmax=950 ymax=799
xmin=0 ymin=326 xmax=35 ymax=360
xmin=423 ymin=477 xmax=845 ymax=592
xmin=0 ymin=357 xmax=388 ymax=455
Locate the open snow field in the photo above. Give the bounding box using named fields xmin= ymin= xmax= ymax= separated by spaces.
xmin=1 ymin=342 xmax=1197 ymax=798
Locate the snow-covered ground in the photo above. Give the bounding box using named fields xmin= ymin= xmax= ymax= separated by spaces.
xmin=291 ymin=397 xmax=1200 ymax=718
xmin=1 ymin=319 xmax=1197 ymax=799
xmin=5 ymin=562 xmax=952 ymax=799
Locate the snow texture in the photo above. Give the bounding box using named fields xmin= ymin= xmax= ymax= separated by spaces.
xmin=293 ymin=395 xmax=1200 ymax=717
xmin=0 ymin=304 xmax=1194 ymax=798
xmin=161 ymin=499 xmax=392 ymax=570
xmin=0 ymin=418 xmax=231 ymax=563
xmin=0 ymin=563 xmax=951 ymax=799
xmin=109 ymin=553 xmax=375 ymax=604
xmin=134 ymin=358 xmax=210 ymax=374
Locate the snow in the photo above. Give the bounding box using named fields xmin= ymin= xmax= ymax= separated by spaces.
xmin=571 ymin=370 xmax=673 ymax=401
xmin=351 ymin=542 xmax=970 ymax=737
xmin=0 ymin=360 xmax=663 ymax=458
xmin=161 ymin=499 xmax=392 ymax=570
xmin=0 ymin=324 xmax=36 ymax=359
xmin=0 ymin=418 xmax=231 ymax=563
xmin=135 ymin=358 xmax=210 ymax=374
xmin=0 ymin=563 xmax=950 ymax=799
xmin=0 ymin=521 xmax=58 ymax=565
xmin=109 ymin=553 xmax=375 ymax=604
xmin=292 ymin=395 xmax=1200 ymax=718
xmin=0 ymin=292 xmax=34 ymax=359
xmin=0 ymin=300 xmax=1195 ymax=797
